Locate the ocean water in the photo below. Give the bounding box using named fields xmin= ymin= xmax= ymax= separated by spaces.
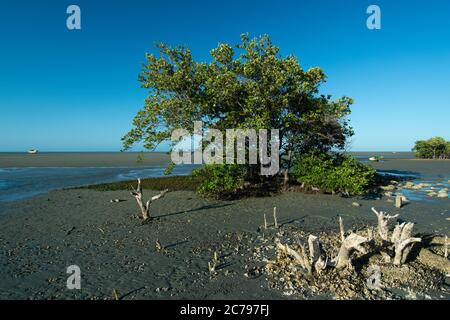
xmin=0 ymin=165 xmax=197 ymax=202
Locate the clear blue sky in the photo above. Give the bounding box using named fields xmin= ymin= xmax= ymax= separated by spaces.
xmin=0 ymin=0 xmax=449 ymax=152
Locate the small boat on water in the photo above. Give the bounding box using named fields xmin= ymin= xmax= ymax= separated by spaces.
xmin=368 ymin=156 xmax=378 ymax=162
xmin=27 ymin=149 xmax=38 ymax=154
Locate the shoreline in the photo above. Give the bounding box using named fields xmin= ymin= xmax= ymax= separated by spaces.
xmin=0 ymin=151 xmax=420 ymax=168
xmin=0 ymin=152 xmax=171 ymax=168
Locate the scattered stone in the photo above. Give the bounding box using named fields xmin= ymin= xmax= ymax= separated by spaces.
xmin=352 ymin=202 xmax=361 ymax=207
xmin=381 ymin=185 xmax=396 ymax=191
xmin=404 ymin=182 xmax=415 ymax=188
xmin=437 ymin=190 xmax=448 ymax=198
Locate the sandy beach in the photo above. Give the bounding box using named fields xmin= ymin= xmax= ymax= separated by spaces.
xmin=0 ymin=157 xmax=449 ymax=300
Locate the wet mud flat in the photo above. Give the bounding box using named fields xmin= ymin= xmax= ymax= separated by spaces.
xmin=0 ymin=182 xmax=448 ymax=299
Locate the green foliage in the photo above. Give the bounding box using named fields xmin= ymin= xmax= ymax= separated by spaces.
xmin=192 ymin=164 xmax=247 ymax=198
xmin=292 ymin=154 xmax=376 ymax=195
xmin=412 ymin=137 xmax=450 ymax=159
xmin=122 ymin=34 xmax=354 ymax=176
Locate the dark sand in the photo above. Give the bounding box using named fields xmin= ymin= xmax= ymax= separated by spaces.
xmin=0 ymin=158 xmax=448 ymax=299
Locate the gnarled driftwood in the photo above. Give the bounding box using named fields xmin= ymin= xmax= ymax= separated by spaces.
xmin=335 ymin=233 xmax=369 ymax=269
xmin=371 ymin=207 xmax=398 ymax=242
xmin=277 ymin=234 xmax=326 ymax=275
xmin=371 ymin=207 xmax=421 ymax=265
xmin=130 ymin=178 xmax=168 ymax=221
xmin=391 ymin=222 xmax=421 ymax=265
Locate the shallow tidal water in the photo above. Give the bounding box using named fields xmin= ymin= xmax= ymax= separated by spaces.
xmin=0 ymin=165 xmax=196 ymax=202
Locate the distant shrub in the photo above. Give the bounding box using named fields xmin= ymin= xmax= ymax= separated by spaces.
xmin=192 ymin=164 xmax=248 ymax=199
xmin=413 ymin=137 xmax=450 ymax=159
xmin=292 ymin=154 xmax=376 ymax=195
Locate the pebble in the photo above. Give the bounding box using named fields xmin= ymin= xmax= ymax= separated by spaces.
xmin=437 ymin=191 xmax=448 ymax=198
xmin=352 ymin=202 xmax=361 ymax=207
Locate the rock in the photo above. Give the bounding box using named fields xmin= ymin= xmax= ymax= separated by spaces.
xmin=352 ymin=202 xmax=361 ymax=207
xmin=381 ymin=185 xmax=396 ymax=191
xmin=427 ymin=192 xmax=438 ymax=197
xmin=437 ymin=190 xmax=448 ymax=198
xmin=404 ymin=182 xmax=415 ymax=188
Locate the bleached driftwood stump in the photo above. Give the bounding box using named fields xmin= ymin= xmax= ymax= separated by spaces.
xmin=130 ymin=178 xmax=168 ymax=221
xmin=371 ymin=207 xmax=398 ymax=242
xmin=335 ymin=219 xmax=369 ymax=270
xmin=372 ymin=207 xmax=421 ymax=265
xmin=276 ymin=234 xmax=327 ymax=275
xmin=391 ymin=222 xmax=421 ymax=265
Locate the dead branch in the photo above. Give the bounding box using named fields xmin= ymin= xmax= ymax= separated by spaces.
xmin=277 ymin=243 xmax=307 ymax=267
xmin=371 ymin=207 xmax=399 ymax=241
xmin=339 ymin=216 xmax=345 ymax=242
xmin=391 ymin=222 xmax=421 ymax=265
xmin=445 ymin=235 xmax=448 ymax=259
xmin=273 ymin=207 xmax=278 ymax=228
xmin=130 ymin=178 xmax=168 ymax=221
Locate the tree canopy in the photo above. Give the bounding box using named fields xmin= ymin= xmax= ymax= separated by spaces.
xmin=413 ymin=137 xmax=450 ymax=159
xmin=122 ymin=34 xmax=354 ymax=175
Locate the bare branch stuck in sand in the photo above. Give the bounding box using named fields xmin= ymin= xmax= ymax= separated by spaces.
xmin=130 ymin=178 xmax=169 ymax=221
xmin=263 ymin=214 xmax=268 ymax=230
xmin=445 ymin=235 xmax=448 ymax=259
xmin=273 ymin=207 xmax=278 ymax=228
xmin=339 ymin=216 xmax=345 ymax=242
